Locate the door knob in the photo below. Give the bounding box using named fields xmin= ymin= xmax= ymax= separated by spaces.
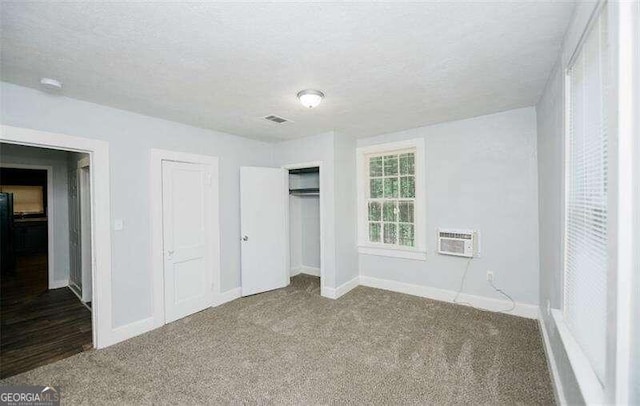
xmin=167 ymin=249 xmax=174 ymax=259
xmin=242 ymin=235 xmax=249 ymax=241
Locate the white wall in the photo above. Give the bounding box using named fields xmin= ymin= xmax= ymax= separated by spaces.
xmin=289 ymin=195 xmax=321 ymax=273
xmin=299 ymin=196 xmax=321 ymax=269
xmin=333 ymin=132 xmax=358 ymax=287
xmin=357 ymin=107 xmax=540 ymax=306
xmin=0 ymin=143 xmax=71 ymax=286
xmin=288 ymin=195 xmax=303 ymax=273
xmin=1 ymin=82 xmax=273 ymax=328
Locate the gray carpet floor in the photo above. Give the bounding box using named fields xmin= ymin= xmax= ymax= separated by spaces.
xmin=1 ymin=275 xmax=554 ymax=405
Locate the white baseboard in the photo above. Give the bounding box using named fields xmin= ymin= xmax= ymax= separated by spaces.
xmin=292 ymin=265 xmax=320 ymax=277
xmin=320 ymin=286 xmax=334 ymax=298
xmin=101 ymin=288 xmax=242 ymax=349
xmin=538 ymin=310 xmax=567 ymax=405
xmin=49 ymin=279 xmax=69 ymax=289
xmin=336 ymin=276 xmax=359 ymax=298
xmin=359 ymin=275 xmax=539 ymax=319
xmin=105 ymin=316 xmax=156 ymax=348
xmin=322 ymin=276 xmax=359 ymax=299
xmin=302 ymin=266 xmax=320 ymax=276
xmin=68 ymin=283 xmax=83 ymax=301
xmin=212 ymin=287 xmax=242 ymax=307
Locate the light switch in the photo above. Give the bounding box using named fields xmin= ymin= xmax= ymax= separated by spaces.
xmin=113 ymin=219 xmax=124 ymax=231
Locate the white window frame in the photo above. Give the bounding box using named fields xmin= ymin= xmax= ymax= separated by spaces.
xmin=356 ymin=138 xmax=426 ymax=260
xmin=552 ymin=1 xmax=632 ymax=404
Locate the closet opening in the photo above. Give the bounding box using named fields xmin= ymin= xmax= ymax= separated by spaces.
xmin=287 ymin=166 xmax=321 ymax=295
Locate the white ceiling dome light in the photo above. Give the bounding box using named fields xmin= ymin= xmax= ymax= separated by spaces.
xmin=297 ymin=89 xmax=325 ymax=109
xmin=40 ymin=77 xmax=63 ymax=92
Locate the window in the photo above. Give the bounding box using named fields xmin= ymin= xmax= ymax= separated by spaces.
xmin=564 ymin=4 xmax=608 ymax=384
xmin=0 ymin=185 xmax=45 ymax=214
xmin=367 ymin=151 xmax=415 ymax=246
xmin=357 ymin=139 xmax=425 ymax=260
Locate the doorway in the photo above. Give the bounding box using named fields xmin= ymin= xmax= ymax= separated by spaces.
xmin=287 ymin=166 xmax=321 ymax=294
xmin=1 ymin=124 xmax=112 ymax=358
xmin=238 ymin=163 xmax=325 ymax=298
xmin=0 ymin=165 xmax=50 ymax=290
xmin=0 ymin=145 xmax=92 ymax=377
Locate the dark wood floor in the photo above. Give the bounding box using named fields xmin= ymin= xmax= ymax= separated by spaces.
xmin=1 ymin=254 xmax=92 ymax=378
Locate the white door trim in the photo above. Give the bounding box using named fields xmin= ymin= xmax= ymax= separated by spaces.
xmin=0 ymin=125 xmax=112 ymax=349
xmin=77 ymin=156 xmax=90 ymax=169
xmin=0 ymin=162 xmax=57 ymax=289
xmin=282 ymin=161 xmax=327 ymax=297
xmin=149 ymin=149 xmax=220 ymax=328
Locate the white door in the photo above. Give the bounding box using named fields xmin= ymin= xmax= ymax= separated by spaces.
xmin=162 ymin=160 xmax=215 ymax=323
xmin=240 ymin=167 xmax=288 ymax=296
xmin=78 ymin=161 xmax=92 ymax=303
xmin=68 ymin=170 xmax=81 ymax=292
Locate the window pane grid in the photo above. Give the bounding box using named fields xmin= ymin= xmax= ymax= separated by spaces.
xmin=367 ymin=150 xmax=415 ymax=248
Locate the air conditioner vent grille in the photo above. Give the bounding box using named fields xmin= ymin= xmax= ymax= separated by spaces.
xmin=439 ymin=232 xmax=472 ymax=240
xmin=440 ymin=239 xmax=465 ymax=254
xmin=264 ymin=115 xmax=289 ymax=124
xmin=437 ymin=228 xmax=478 ymax=258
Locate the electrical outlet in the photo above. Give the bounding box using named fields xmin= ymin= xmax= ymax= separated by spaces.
xmin=546 ymin=300 xmax=551 ymax=316
xmin=486 ymin=271 xmax=494 ymax=282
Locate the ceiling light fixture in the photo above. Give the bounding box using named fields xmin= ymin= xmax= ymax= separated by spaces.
xmin=297 ymin=89 xmax=325 ymax=109
xmin=40 ymin=77 xmax=63 ymax=92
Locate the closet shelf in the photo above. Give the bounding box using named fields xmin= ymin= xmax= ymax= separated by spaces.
xmin=289 ymin=188 xmax=320 ymax=196
xmin=288 ymin=167 xmax=319 ymax=175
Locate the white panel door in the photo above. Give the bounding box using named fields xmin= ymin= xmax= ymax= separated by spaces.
xmin=240 ymin=167 xmax=288 ymax=296
xmin=163 ymin=161 xmax=214 ymax=323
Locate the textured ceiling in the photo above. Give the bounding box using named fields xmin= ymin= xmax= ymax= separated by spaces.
xmin=1 ymin=1 xmax=575 ymax=141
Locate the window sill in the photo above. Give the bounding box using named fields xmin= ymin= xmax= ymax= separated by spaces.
xmin=551 ymin=309 xmax=605 ymax=404
xmin=357 ymin=246 xmax=426 ymax=261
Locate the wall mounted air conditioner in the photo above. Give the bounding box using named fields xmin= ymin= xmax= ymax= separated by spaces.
xmin=437 ymin=229 xmax=478 ymax=258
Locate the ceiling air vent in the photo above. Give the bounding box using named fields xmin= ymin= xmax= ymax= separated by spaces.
xmin=264 ymin=115 xmax=290 ymax=124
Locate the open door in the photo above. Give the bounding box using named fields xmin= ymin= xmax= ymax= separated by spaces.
xmin=240 ymin=167 xmax=288 ymax=296
xmin=78 ymin=158 xmax=92 ymax=303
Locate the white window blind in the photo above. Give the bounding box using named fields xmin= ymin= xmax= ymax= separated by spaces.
xmin=564 ymin=5 xmax=608 ymax=383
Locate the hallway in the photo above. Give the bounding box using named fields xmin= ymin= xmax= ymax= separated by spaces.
xmin=0 ymin=254 xmax=92 ymax=378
